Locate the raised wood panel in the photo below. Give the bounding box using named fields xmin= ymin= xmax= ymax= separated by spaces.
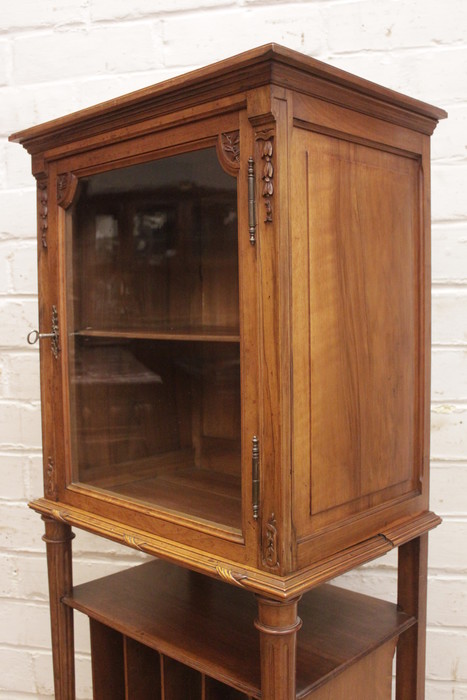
xmin=124 ymin=637 xmax=162 ymax=699
xmin=291 ymin=125 xmax=422 ymax=537
xmin=304 ymin=639 xmax=396 ymax=700
xmin=89 ymin=619 xmax=125 ymax=700
xmin=162 ymin=656 xmax=202 ymax=699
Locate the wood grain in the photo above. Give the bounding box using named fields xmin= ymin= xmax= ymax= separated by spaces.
xmin=63 ymin=559 xmax=414 ymax=698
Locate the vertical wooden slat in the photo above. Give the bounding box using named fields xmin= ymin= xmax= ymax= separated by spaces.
xmin=124 ymin=636 xmax=162 ymax=699
xmin=161 ymin=655 xmax=202 ymax=700
xmin=396 ymin=535 xmax=428 ymax=700
xmin=89 ymin=619 xmax=125 ymax=700
xmin=42 ymin=516 xmax=76 ymax=700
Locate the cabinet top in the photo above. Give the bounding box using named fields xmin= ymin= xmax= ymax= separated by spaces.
xmin=10 ymin=42 xmax=446 ymax=154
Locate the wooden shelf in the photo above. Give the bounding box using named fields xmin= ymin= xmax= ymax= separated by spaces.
xmin=80 ymin=448 xmax=242 ymax=532
xmin=74 ymin=325 xmax=240 ymax=343
xmin=64 ymin=560 xmax=415 ymax=699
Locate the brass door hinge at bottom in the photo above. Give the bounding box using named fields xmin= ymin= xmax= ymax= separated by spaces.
xmin=252 ymin=435 xmax=259 ymax=520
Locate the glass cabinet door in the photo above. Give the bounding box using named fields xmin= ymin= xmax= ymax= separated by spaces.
xmin=65 ymin=147 xmax=242 ymax=532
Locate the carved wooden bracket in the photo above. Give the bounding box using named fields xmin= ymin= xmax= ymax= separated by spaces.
xmin=57 ymin=172 xmax=78 ymax=209
xmin=255 ymin=129 xmax=274 ymax=223
xmin=37 ymin=179 xmax=48 ymax=249
xmin=217 ymin=130 xmax=240 ymax=176
xmin=263 ymin=513 xmax=279 ymax=569
xmin=45 ymin=456 xmax=58 ymax=500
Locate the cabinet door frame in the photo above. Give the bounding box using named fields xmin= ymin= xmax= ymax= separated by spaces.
xmin=39 ymin=109 xmax=261 ymax=569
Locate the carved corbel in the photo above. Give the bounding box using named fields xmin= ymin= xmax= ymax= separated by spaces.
xmin=56 ymin=172 xmax=78 ymax=209
xmin=36 ymin=177 xmax=48 ymax=249
xmin=216 ymin=130 xmax=240 ymax=176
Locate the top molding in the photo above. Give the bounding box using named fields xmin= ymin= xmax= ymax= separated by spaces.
xmin=10 ymin=43 xmax=447 ymax=155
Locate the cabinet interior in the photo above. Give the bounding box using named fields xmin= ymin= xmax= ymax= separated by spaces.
xmin=65 ymin=148 xmax=242 ymax=531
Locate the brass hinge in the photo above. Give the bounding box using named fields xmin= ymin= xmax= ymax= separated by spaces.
xmin=252 ymin=435 xmax=260 ymax=520
xmin=248 ymin=156 xmax=256 ymax=245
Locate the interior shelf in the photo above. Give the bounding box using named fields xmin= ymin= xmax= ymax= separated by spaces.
xmin=74 ymin=325 xmax=241 ymax=343
xmin=64 ymin=560 xmax=415 ymax=699
xmin=79 ymin=445 xmax=242 ymax=532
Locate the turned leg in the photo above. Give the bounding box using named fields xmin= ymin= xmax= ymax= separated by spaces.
xmin=42 ymin=515 xmax=76 ymax=700
xmin=255 ymin=595 xmax=302 ymax=700
xmin=396 ymin=534 xmax=428 ymax=700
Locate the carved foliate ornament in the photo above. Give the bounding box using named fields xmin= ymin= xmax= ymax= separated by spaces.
xmin=217 ymin=131 xmax=240 ymax=175
xmin=255 ymin=130 xmax=274 ymax=223
xmin=263 ymin=513 xmax=279 ymax=569
xmin=37 ymin=179 xmax=48 ymax=248
xmin=45 ymin=457 xmax=58 ymax=500
xmin=57 ymin=172 xmax=78 ymax=209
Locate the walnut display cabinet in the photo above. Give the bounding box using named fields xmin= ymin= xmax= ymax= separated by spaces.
xmin=11 ymin=44 xmax=446 ymax=700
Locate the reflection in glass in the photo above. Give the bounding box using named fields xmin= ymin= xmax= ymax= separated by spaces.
xmin=66 ymin=148 xmax=241 ymax=531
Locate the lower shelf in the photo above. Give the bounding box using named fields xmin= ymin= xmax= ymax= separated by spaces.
xmin=64 ymin=560 xmax=415 ymax=699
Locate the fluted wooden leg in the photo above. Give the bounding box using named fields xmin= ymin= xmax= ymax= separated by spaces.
xmin=42 ymin=516 xmax=76 ymax=700
xmin=396 ymin=535 xmax=428 ymax=700
xmin=255 ymin=595 xmax=302 ymax=700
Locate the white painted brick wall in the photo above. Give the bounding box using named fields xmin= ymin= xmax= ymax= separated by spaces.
xmin=0 ymin=1 xmax=465 ymax=698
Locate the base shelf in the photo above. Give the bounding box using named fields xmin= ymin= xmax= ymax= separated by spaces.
xmin=79 ymin=445 xmax=242 ymax=532
xmin=64 ymin=559 xmax=415 ymax=699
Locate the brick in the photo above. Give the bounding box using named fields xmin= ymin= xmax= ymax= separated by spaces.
xmin=162 ymin=6 xmax=324 ymax=68
xmin=2 ymin=0 xmax=87 ymax=30
xmin=0 ymin=245 xmax=11 ymax=294
xmin=0 ymin=502 xmax=44 ymax=552
xmin=431 ymin=405 xmax=467 ymax=460
xmin=0 ymin=299 xmax=38 ymax=348
xmin=73 ymin=527 xmax=148 ymax=560
xmin=432 ymin=349 xmax=467 ymax=402
xmin=9 ymin=243 xmax=38 ymax=295
xmin=0 ymin=401 xmax=42 ymax=450
xmin=0 ymin=648 xmax=36 ymax=694
xmin=0 ymin=553 xmax=48 ymax=600
xmin=431 ymin=464 xmax=467 ymax=515
xmin=1 ymin=77 xmax=134 ymax=138
xmin=0 ymin=352 xmax=40 ymax=401
xmin=0 ymin=601 xmax=51 ymax=649
xmin=0 ymin=453 xmax=31 ymax=500
xmin=32 ymin=649 xmax=92 ymax=698
xmin=428 ymin=576 xmax=467 ymax=628
xmin=334 ymin=569 xmax=397 ymax=603
xmin=73 ymin=556 xmax=137 ymax=585
xmin=91 ymin=0 xmax=234 ymax=21
xmin=327 ymin=0 xmax=467 ymax=54
xmin=433 ymin=224 xmax=467 ymax=284
xmin=1 ymin=84 xmax=79 ymax=136
xmin=326 ymin=45 xmax=467 ymax=107
xmin=429 ymin=520 xmax=467 ymax=571
xmin=0 ymin=143 xmax=6 ymax=190
xmin=0 ymin=189 xmax=36 ymax=240
xmin=432 ymin=104 xmax=467 ymax=163
xmin=432 ymin=164 xmax=467 ymax=222
xmin=425 ymin=681 xmax=467 ymax=700
xmin=4 ymin=140 xmax=34 ymax=190
xmin=0 ymin=41 xmax=10 ymax=87
xmin=432 ymin=290 xmax=467 ymax=345
xmin=426 ymin=628 xmax=467 ymax=682
xmin=0 ymin=554 xmax=20 ymax=597
xmin=12 ymin=24 xmax=164 ymax=85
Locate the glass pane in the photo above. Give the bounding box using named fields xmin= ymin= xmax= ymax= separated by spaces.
xmin=66 ymin=148 xmax=241 ymax=532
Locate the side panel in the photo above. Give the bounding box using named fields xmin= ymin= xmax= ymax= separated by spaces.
xmin=291 ymin=117 xmax=426 ymax=549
